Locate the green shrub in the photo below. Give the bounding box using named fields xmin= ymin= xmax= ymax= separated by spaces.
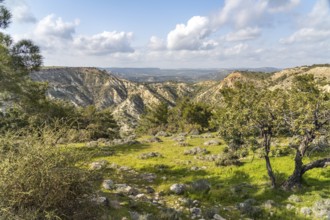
xmin=215 ymin=151 xmax=242 ymax=166
xmin=0 ymin=129 xmax=102 ymax=219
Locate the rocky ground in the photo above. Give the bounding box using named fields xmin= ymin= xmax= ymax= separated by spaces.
xmin=74 ymin=132 xmax=330 ymax=219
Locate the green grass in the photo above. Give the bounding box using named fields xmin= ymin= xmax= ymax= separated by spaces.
xmin=72 ymin=135 xmax=330 ymax=219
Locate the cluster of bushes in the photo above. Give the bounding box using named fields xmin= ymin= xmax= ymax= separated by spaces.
xmin=137 ymin=98 xmax=212 ymax=135
xmin=0 ymin=103 xmax=119 ymax=142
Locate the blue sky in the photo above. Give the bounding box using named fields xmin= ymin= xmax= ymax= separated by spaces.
xmin=4 ymin=0 xmax=330 ymax=68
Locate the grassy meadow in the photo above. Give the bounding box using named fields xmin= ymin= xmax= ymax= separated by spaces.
xmin=72 ymin=134 xmax=330 ymax=219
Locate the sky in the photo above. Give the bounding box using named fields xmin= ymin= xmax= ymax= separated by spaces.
xmin=3 ymin=0 xmax=330 ymax=69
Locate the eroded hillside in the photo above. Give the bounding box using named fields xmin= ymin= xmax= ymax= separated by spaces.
xmin=31 ymin=67 xmax=195 ymax=134
xmin=31 ymin=65 xmax=330 ymax=134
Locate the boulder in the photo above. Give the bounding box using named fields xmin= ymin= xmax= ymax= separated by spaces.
xmin=184 ymin=147 xmax=209 ymax=155
xmin=102 ymin=179 xmax=115 ymax=190
xmin=139 ymin=173 xmax=157 ymax=182
xmin=288 ymin=194 xmax=302 ymax=203
xmin=203 ymin=140 xmax=220 ymax=146
xmin=92 ymin=196 xmax=109 ymax=206
xmin=115 ymin=184 xmax=139 ymax=195
xmin=190 ymin=207 xmax=202 ymax=216
xmin=145 ymin=186 xmax=155 ymax=194
xmin=263 ymin=200 xmax=276 ymax=209
xmin=213 ymin=214 xmax=226 ymax=220
xmin=144 ymin=136 xmax=162 ymax=143
xmin=89 ymin=160 xmax=108 ymax=170
xmin=155 ymin=131 xmax=170 ymax=137
xmin=170 ymin=183 xmax=186 ymax=195
xmin=300 ymin=207 xmax=312 ymax=216
xmin=86 ymin=141 xmax=99 ymax=147
xmin=190 ymin=179 xmax=211 ymax=193
xmin=312 ymin=199 xmax=330 ymax=218
xmin=139 ymin=152 xmax=163 ymax=159
xmin=189 ymin=129 xmax=200 ymax=135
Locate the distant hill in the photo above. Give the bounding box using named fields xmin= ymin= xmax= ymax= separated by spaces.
xmin=103 ymin=67 xmax=280 ymax=83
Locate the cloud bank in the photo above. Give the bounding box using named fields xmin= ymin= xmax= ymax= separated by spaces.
xmin=11 ymin=0 xmax=330 ymax=68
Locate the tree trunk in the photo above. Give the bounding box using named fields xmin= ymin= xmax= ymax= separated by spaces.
xmin=282 ymin=150 xmax=303 ymax=190
xmin=265 ymin=154 xmax=276 ymax=188
xmin=263 ymin=131 xmax=276 ymax=188
xmin=302 ymin=158 xmax=330 ymax=174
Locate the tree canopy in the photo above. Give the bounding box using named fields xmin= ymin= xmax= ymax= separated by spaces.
xmin=214 ymin=76 xmax=330 ymax=190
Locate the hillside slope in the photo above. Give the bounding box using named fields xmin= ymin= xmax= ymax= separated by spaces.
xmin=194 ymin=65 xmax=330 ymax=105
xmin=31 ymin=65 xmax=330 ymax=134
xmin=31 ymin=67 xmax=195 ymax=134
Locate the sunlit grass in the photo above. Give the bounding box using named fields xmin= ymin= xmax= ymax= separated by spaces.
xmin=70 ymin=135 xmax=330 ymax=219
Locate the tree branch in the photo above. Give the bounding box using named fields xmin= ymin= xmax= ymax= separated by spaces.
xmin=301 ymin=158 xmax=330 ymax=174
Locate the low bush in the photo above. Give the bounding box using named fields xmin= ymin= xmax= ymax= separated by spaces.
xmin=215 ymin=151 xmax=242 ymax=166
xmin=0 ymin=128 xmax=102 ymax=219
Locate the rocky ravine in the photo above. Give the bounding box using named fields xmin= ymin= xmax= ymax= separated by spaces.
xmin=31 ymin=67 xmax=195 ymax=135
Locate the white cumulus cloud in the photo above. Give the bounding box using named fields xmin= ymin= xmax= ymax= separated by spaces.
xmin=35 ymin=14 xmax=79 ymax=40
xmin=73 ymin=31 xmax=134 ymax=55
xmin=167 ymin=16 xmax=216 ymax=50
xmin=215 ymin=0 xmax=269 ymax=29
xmin=280 ymin=0 xmax=330 ymax=44
xmin=280 ymin=28 xmax=330 ymax=44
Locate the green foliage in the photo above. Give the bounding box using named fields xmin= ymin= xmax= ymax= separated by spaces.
xmin=215 ymin=151 xmax=242 ymax=167
xmin=212 ymin=82 xmax=285 ymax=147
xmin=0 ymin=2 xmax=11 ymax=29
xmin=0 ymin=128 xmax=102 ymax=219
xmin=137 ymin=99 xmax=212 ymax=135
xmin=78 ymin=106 xmax=119 ymax=140
xmin=239 ymin=71 xmax=274 ymax=80
xmin=283 ymin=74 xmax=329 ymax=145
xmin=213 ymin=75 xmax=330 ymax=189
xmin=137 ymin=102 xmax=169 ymax=134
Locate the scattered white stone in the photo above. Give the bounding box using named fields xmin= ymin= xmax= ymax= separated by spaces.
xmin=286 ymin=204 xmax=295 ymax=210
xmin=300 ymin=207 xmax=312 ymax=216
xmin=288 ymin=194 xmax=302 ymax=203
xmin=170 ymin=183 xmax=186 ymax=195
xmin=213 ymin=214 xmax=226 ymax=220
xmin=203 ymin=140 xmax=220 ymax=146
xmin=91 ymin=196 xmax=108 ymax=206
xmin=102 ymin=179 xmax=114 ymax=190
xmin=89 ymin=160 xmax=108 ymax=170
xmin=135 ymin=193 xmax=146 ymax=199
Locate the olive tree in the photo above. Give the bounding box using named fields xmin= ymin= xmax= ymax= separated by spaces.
xmin=281 ymin=75 xmax=330 ymax=190
xmin=214 ymin=82 xmax=285 ymax=187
